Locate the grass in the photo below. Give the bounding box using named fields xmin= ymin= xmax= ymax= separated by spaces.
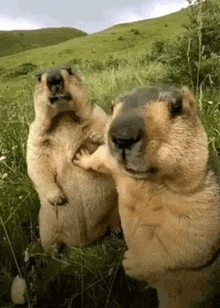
xmin=0 ymin=57 xmax=167 ymax=307
xmin=0 ymin=54 xmax=219 ymax=308
xmin=0 ymin=2 xmax=220 ymax=307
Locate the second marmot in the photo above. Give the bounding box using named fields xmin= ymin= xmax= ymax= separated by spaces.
xmin=27 ymin=67 xmax=119 ymax=251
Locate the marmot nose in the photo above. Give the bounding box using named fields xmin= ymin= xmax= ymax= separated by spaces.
xmin=109 ymin=114 xmax=145 ymax=149
xmin=46 ymin=70 xmax=64 ymax=91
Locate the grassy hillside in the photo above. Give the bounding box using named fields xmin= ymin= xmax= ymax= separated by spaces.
xmin=1 ymin=0 xmax=220 ymax=63
xmin=0 ymin=7 xmax=191 ymax=72
xmin=0 ymin=27 xmax=87 ymax=57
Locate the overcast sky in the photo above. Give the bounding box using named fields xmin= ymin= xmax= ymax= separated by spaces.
xmin=1 ymin=0 xmax=189 ymax=33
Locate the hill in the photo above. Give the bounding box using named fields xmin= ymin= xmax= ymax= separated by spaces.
xmin=1 ymin=0 xmax=220 ymax=63
xmin=0 ymin=7 xmax=191 ymax=72
xmin=0 ymin=27 xmax=87 ymax=57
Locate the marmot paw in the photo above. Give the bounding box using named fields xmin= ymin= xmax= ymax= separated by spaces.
xmin=73 ymin=148 xmax=91 ymax=169
xmin=88 ymin=131 xmax=104 ymax=145
xmin=47 ymin=191 xmax=68 ymax=206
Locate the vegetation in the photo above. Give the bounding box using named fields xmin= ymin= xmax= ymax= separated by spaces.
xmin=150 ymin=1 xmax=220 ymax=89
xmin=149 ymin=0 xmax=220 ymax=151
xmin=0 ymin=1 xmax=220 ymax=307
xmin=0 ymin=27 xmax=87 ymax=57
xmin=0 ymin=4 xmax=191 ymax=69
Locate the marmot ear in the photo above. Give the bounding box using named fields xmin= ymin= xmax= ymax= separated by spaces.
xmin=181 ymin=88 xmax=198 ymax=116
xmin=111 ymin=96 xmax=123 ymax=112
xmin=36 ymin=72 xmax=42 ymax=82
xmin=62 ymin=66 xmax=74 ymax=75
xmin=111 ymin=100 xmax=115 ymax=112
xmin=170 ymin=94 xmax=183 ymax=116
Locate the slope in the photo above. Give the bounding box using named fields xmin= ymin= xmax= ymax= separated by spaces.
xmin=0 ymin=27 xmax=87 ymax=57
xmin=0 ymin=7 xmax=191 ymax=71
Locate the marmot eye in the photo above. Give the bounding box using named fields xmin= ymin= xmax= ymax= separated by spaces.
xmin=171 ymin=97 xmax=183 ymax=116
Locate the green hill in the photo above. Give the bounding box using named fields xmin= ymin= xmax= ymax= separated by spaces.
xmin=1 ymin=0 xmax=220 ymax=64
xmin=0 ymin=27 xmax=87 ymax=57
xmin=0 ymin=7 xmax=191 ymax=72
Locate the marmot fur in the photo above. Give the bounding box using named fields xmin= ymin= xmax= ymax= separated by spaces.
xmin=74 ymin=87 xmax=220 ymax=307
xmin=27 ymin=67 xmax=119 ymax=251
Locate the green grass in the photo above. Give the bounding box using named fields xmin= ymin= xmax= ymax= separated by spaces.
xmin=0 ymin=54 xmax=219 ymax=308
xmin=0 ymin=58 xmax=166 ymax=307
xmin=0 ymin=27 xmax=87 ymax=57
xmin=0 ymin=3 xmax=220 ymax=307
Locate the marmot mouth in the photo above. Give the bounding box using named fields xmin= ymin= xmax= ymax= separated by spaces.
xmin=125 ymin=166 xmax=158 ymax=178
xmin=49 ymin=94 xmax=72 ymax=104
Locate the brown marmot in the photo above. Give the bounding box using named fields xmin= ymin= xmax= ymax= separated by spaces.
xmin=74 ymin=87 xmax=220 ymax=307
xmin=27 ymin=67 xmax=119 ymax=252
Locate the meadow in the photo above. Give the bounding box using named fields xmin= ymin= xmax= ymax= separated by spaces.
xmin=0 ymin=1 xmax=220 ymax=307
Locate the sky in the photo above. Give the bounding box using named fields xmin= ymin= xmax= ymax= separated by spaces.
xmin=1 ymin=0 xmax=189 ymax=34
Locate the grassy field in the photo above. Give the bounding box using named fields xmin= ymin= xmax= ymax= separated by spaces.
xmin=0 ymin=2 xmax=220 ymax=307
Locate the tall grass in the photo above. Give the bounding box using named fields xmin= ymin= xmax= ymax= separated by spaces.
xmin=1 ymin=48 xmax=220 ymax=306
xmin=84 ymin=58 xmax=166 ymax=110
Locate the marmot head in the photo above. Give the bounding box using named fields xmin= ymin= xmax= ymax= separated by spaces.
xmin=34 ymin=67 xmax=90 ymax=118
xmin=108 ymin=87 xmax=208 ymax=190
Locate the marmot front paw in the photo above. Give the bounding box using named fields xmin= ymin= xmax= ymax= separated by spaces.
xmin=47 ymin=191 xmax=68 ymax=206
xmin=87 ymin=131 xmax=104 ymax=145
xmin=73 ymin=148 xmax=91 ymax=169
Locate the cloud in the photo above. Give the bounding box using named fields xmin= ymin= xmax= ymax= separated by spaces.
xmin=0 ymin=13 xmax=99 ymax=33
xmin=111 ymin=1 xmax=188 ymax=26
xmin=0 ymin=14 xmax=44 ymax=30
xmin=145 ymin=1 xmax=189 ymax=19
xmin=0 ymin=1 xmax=189 ymax=33
xmin=110 ymin=8 xmax=146 ymax=25
xmin=0 ymin=12 xmax=63 ymax=31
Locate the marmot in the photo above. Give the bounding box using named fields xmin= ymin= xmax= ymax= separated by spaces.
xmin=74 ymin=87 xmax=220 ymax=307
xmin=27 ymin=67 xmax=119 ymax=252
